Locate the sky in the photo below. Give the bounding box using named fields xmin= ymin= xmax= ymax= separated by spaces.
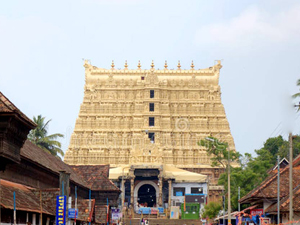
xmin=1 ymin=0 xmax=300 ymax=156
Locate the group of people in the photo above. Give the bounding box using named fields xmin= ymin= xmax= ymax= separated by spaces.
xmin=140 ymin=218 xmax=149 ymax=225
xmin=137 ymin=202 xmax=148 ymax=207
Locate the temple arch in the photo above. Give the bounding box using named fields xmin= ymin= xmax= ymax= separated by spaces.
xmin=134 ymin=180 xmax=159 ymax=209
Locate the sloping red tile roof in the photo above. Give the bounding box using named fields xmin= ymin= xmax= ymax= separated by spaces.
xmin=1 ymin=179 xmax=98 ymax=221
xmin=266 ymin=185 xmax=300 ymax=213
xmin=0 ymin=92 xmax=36 ymax=128
xmin=70 ymin=165 xmax=119 ymax=191
xmin=21 ymin=140 xmax=88 ymax=188
xmin=240 ymin=155 xmax=300 ymax=204
xmin=0 ymin=179 xmax=53 ymax=215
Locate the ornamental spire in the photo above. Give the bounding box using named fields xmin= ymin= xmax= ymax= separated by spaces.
xmin=111 ymin=60 xmax=115 ymax=69
xmin=124 ymin=60 xmax=128 ymax=69
xmin=164 ymin=60 xmax=168 ymax=69
xmin=177 ymin=60 xmax=181 ymax=70
xmin=151 ymin=60 xmax=154 ymax=69
xmin=191 ymin=60 xmax=195 ymax=69
xmin=137 ymin=60 xmax=141 ymax=69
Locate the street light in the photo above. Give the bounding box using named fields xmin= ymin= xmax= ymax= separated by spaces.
xmin=205 ymin=137 xmax=231 ymax=225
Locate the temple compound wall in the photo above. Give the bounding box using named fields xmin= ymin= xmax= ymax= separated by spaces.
xmin=64 ymin=60 xmax=235 ymax=173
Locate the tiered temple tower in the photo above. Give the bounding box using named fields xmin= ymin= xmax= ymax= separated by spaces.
xmin=64 ymin=60 xmax=235 ymax=185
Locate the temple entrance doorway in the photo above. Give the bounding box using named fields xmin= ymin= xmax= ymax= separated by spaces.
xmin=138 ymin=184 xmax=156 ymax=207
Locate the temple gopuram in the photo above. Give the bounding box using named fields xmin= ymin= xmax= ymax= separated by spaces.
xmin=64 ymin=60 xmax=236 ymax=214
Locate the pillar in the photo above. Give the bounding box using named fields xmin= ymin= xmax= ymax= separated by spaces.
xmin=168 ymin=180 xmax=172 ymax=209
xmin=121 ymin=179 xmax=125 ymax=207
xmin=32 ymin=214 xmax=36 ymax=225
xmin=158 ymin=176 xmax=163 ymax=206
xmin=130 ymin=177 xmax=135 ymax=206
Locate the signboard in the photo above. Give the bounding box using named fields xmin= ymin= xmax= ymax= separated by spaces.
xmin=150 ymin=208 xmax=158 ymax=214
xmin=250 ymin=209 xmax=264 ymax=216
xmin=170 ymin=206 xmax=180 ymax=219
xmin=158 ymin=207 xmax=164 ymax=214
xmin=68 ymin=208 xmax=78 ymax=219
xmin=176 ymin=192 xmax=183 ymax=196
xmin=56 ymin=195 xmax=66 ymax=225
xmin=111 ymin=209 xmax=122 ymax=221
xmin=260 ymin=218 xmax=271 ymax=224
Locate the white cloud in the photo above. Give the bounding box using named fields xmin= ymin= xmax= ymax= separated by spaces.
xmin=194 ymin=5 xmax=300 ymax=48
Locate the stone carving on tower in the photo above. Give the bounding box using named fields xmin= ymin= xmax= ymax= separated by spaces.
xmin=64 ymin=60 xmax=236 ymax=170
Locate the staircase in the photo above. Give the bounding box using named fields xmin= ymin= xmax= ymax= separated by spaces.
xmin=124 ymin=218 xmax=202 ymax=225
xmin=122 ymin=209 xmax=203 ymax=225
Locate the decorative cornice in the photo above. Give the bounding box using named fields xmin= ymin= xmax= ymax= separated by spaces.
xmin=84 ymin=60 xmax=222 ymax=76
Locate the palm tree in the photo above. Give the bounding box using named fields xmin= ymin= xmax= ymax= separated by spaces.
xmin=28 ymin=115 xmax=64 ymax=159
xmin=292 ymin=79 xmax=300 ymax=99
xmin=292 ymin=79 xmax=300 ymax=111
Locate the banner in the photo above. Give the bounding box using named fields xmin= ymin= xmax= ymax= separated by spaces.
xmin=56 ymin=195 xmax=66 ymax=225
xmin=250 ymin=209 xmax=263 ymax=216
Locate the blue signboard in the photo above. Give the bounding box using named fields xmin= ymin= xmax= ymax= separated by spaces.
xmin=56 ymin=195 xmax=66 ymax=225
xmin=68 ymin=208 xmax=78 ymax=219
xmin=176 ymin=192 xmax=183 ymax=196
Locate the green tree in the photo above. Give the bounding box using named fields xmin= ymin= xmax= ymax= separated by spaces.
xmin=278 ymin=135 xmax=300 ymax=159
xmin=28 ymin=115 xmax=64 ymax=159
xmin=201 ymin=201 xmax=222 ymax=220
xmin=263 ymin=135 xmax=287 ymax=164
xmin=198 ymin=136 xmax=240 ymax=168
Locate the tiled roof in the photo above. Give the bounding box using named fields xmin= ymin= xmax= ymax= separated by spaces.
xmin=240 ymin=155 xmax=300 ymax=204
xmin=21 ymin=140 xmax=88 ymax=188
xmin=0 ymin=179 xmax=53 ymax=215
xmin=1 ymin=179 xmax=98 ymax=221
xmin=70 ymin=165 xmax=119 ymax=191
xmin=0 ymin=92 xmax=36 ymax=128
xmin=266 ymin=185 xmax=300 ymax=213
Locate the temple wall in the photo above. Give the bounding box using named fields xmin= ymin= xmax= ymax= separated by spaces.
xmin=64 ymin=60 xmax=236 ymax=170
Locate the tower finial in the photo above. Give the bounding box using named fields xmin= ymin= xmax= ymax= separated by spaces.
xmin=191 ymin=60 xmax=194 ymax=69
xmin=137 ymin=60 xmax=141 ymax=69
xmin=124 ymin=60 xmax=128 ymax=69
xmin=177 ymin=60 xmax=181 ymax=70
xmin=111 ymin=60 xmax=115 ymax=69
xmin=164 ymin=60 xmax=168 ymax=69
xmin=151 ymin=60 xmax=154 ymax=69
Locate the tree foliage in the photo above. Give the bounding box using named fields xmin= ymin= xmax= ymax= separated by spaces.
xmin=200 ymin=135 xmax=300 ymax=213
xmin=201 ymin=201 xmax=222 ymax=219
xmin=198 ymin=136 xmax=240 ymax=168
xmin=28 ymin=115 xmax=64 ymax=159
xmin=292 ymin=79 xmax=300 ymax=111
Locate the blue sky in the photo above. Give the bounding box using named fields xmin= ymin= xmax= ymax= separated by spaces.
xmin=1 ymin=0 xmax=300 ymax=156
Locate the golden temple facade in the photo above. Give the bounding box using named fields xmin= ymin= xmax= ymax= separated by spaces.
xmin=64 ymin=60 xmax=235 ymax=172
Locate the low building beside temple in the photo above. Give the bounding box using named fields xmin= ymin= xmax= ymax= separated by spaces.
xmin=239 ymin=155 xmax=300 ymax=224
xmin=0 ymin=92 xmax=120 ymax=225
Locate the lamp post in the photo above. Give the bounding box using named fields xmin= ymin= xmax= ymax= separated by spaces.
xmin=227 ymin=145 xmax=231 ymax=225
xmin=205 ymin=137 xmax=231 ymax=225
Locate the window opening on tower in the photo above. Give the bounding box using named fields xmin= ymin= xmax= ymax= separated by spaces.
xmin=148 ymin=133 xmax=155 ymax=143
xmin=149 ymin=117 xmax=155 ymax=126
xmin=149 ymin=103 xmax=154 ymax=112
xmin=150 ymin=90 xmax=154 ymax=98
